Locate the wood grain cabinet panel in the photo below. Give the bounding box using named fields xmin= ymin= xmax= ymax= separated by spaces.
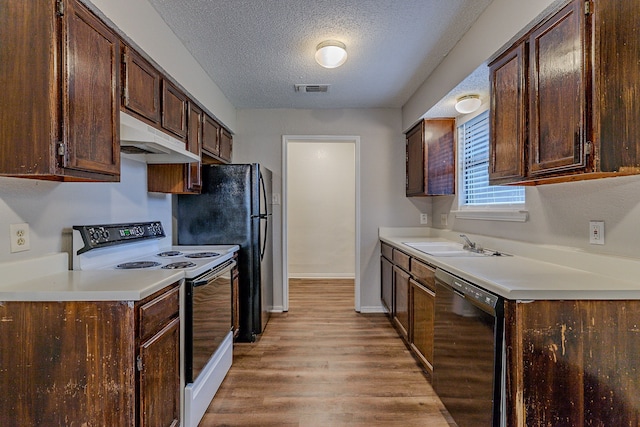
xmin=380 ymin=255 xmax=393 ymax=315
xmin=219 ymin=128 xmax=233 ymax=163
xmin=592 ymin=0 xmax=640 ymax=175
xmin=505 ymin=300 xmax=640 ymax=426
xmin=410 ymin=278 xmax=435 ymax=373
xmin=161 ymin=80 xmax=188 ymax=140
xmin=122 ymin=46 xmax=161 ymax=124
xmin=406 ymin=119 xmax=455 ymax=196
xmin=393 ymin=265 xmax=410 ymax=341
xmin=489 ymin=43 xmax=527 ymax=184
xmin=528 ymin=0 xmax=586 ymax=177
xmin=0 ymin=0 xmax=120 ymax=182
xmin=202 ymin=114 xmax=221 ymax=157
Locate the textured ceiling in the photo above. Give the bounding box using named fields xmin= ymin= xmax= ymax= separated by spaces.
xmin=146 ymin=0 xmax=493 ymax=110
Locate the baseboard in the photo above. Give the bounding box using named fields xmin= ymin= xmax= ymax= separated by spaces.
xmin=358 ymin=305 xmax=387 ymax=314
xmin=288 ymin=273 xmax=355 ymax=279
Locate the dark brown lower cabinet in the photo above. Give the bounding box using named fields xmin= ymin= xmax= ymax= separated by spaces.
xmin=505 ymin=299 xmax=640 ymax=426
xmin=0 ymin=282 xmax=180 ymax=427
xmin=393 ymin=265 xmax=410 ymax=340
xmin=380 ymin=255 xmax=393 ymax=314
xmin=410 ymin=278 xmax=435 ymax=373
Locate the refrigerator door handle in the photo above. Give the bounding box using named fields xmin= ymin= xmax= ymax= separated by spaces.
xmin=259 ymin=171 xmax=270 ymax=261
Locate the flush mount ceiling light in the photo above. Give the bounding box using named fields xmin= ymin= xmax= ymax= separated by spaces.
xmin=455 ymin=94 xmax=482 ymax=114
xmin=315 ymin=40 xmax=347 ymax=69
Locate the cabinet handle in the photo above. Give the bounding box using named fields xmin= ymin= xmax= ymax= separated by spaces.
xmin=136 ymin=355 xmax=143 ymax=372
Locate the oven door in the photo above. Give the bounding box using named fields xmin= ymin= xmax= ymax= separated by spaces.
xmin=185 ymin=259 xmax=236 ymax=384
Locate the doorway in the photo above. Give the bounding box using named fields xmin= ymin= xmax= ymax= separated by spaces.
xmin=282 ymin=135 xmax=361 ymax=312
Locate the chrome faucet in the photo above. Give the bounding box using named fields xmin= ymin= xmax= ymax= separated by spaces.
xmin=460 ymin=234 xmax=481 ymax=252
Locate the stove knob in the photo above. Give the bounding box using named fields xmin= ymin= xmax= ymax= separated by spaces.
xmin=102 ymin=230 xmax=110 ymax=239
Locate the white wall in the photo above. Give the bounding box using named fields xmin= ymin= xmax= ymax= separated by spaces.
xmin=233 ymin=109 xmax=430 ymax=311
xmin=287 ymin=142 xmax=355 ymax=278
xmin=0 ymin=158 xmax=173 ymax=264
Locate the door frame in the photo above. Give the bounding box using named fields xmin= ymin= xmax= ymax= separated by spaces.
xmin=281 ymin=135 xmax=361 ymax=312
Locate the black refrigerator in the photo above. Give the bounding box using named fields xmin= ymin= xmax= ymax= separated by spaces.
xmin=176 ymin=164 xmax=273 ymax=342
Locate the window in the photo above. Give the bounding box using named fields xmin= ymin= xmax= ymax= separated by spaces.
xmin=458 ymin=110 xmax=524 ymax=207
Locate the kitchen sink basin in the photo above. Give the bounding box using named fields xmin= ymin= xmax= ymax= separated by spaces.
xmin=403 ymin=242 xmax=510 ymax=257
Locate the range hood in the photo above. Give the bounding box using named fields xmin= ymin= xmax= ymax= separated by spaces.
xmin=120 ymin=112 xmax=199 ymax=164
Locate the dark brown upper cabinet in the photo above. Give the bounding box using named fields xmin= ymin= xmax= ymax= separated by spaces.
xmin=406 ymin=119 xmax=455 ymax=196
xmin=202 ymin=114 xmax=221 ymax=158
xmin=121 ymin=46 xmax=161 ymax=124
xmin=490 ymin=0 xmax=640 ymax=185
xmin=489 ymin=43 xmax=527 ymax=185
xmin=528 ymin=0 xmax=586 ymax=177
xmin=219 ymin=128 xmax=233 ymax=163
xmin=0 ymin=0 xmax=120 ymax=182
xmin=161 ymin=80 xmax=188 ymax=140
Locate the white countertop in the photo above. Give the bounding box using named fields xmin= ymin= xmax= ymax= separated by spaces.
xmin=380 ymin=228 xmax=640 ymax=300
xmin=0 ymin=253 xmax=184 ymax=301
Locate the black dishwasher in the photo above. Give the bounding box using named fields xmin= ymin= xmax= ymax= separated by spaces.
xmin=433 ymin=268 xmax=504 ymax=427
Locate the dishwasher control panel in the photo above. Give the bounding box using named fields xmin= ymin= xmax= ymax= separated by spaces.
xmin=453 ymin=279 xmax=499 ymax=309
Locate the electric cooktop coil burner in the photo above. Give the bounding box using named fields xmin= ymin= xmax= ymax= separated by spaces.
xmin=163 ymin=261 xmax=197 ymax=269
xmin=157 ymin=251 xmax=183 ymax=257
xmin=185 ymin=252 xmax=220 ymax=259
xmin=116 ymin=261 xmax=162 ymax=269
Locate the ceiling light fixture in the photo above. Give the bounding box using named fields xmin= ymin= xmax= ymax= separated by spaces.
xmin=455 ymin=94 xmax=482 ymax=114
xmin=315 ymin=40 xmax=347 ymax=69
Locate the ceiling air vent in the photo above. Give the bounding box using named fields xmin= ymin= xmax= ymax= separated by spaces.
xmin=294 ymin=84 xmax=330 ymax=93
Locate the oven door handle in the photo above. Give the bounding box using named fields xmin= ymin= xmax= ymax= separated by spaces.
xmin=192 ymin=260 xmax=236 ymax=287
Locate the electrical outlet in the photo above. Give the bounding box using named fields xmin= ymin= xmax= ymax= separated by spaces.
xmin=420 ymin=213 xmax=428 ymax=224
xmin=589 ymin=220 xmax=604 ymax=245
xmin=10 ymin=223 xmax=30 ymax=253
xmin=440 ymin=214 xmax=448 ymax=226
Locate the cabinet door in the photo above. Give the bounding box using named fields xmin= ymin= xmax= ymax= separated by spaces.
xmin=202 ymin=114 xmax=221 ymax=157
xmin=393 ymin=265 xmax=410 ymax=340
xmin=425 ymin=119 xmax=455 ymax=195
xmin=380 ymin=256 xmax=393 ymax=314
xmin=406 ymin=122 xmax=425 ymax=196
xmin=161 ymin=80 xmax=188 ymax=139
xmin=529 ymin=0 xmax=587 ymax=176
xmin=64 ymin=0 xmax=120 ymax=177
xmin=122 ymin=46 xmax=161 ymax=124
xmin=187 ymin=102 xmax=203 ymax=192
xmin=593 ymin=0 xmax=640 ymax=173
xmin=410 ymin=279 xmax=435 ymax=372
xmin=489 ymin=43 xmax=527 ymax=184
xmin=219 ymin=128 xmax=233 ymax=162
xmin=139 ymin=317 xmax=180 ymax=427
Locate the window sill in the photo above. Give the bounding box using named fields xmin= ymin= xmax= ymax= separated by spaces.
xmin=453 ymin=209 xmax=528 ymax=222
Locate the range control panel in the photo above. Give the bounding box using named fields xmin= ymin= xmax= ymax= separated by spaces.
xmin=73 ymin=221 xmax=165 ymax=254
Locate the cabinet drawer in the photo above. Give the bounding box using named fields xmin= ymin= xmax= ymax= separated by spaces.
xmin=381 ymin=242 xmax=393 ymax=260
xmin=139 ymin=284 xmax=180 ymax=341
xmin=410 ymin=258 xmax=435 ymax=291
xmin=392 ymin=249 xmax=410 ymax=271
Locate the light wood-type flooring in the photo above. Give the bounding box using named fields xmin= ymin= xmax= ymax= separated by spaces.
xmin=200 ymin=278 xmax=455 ymax=426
